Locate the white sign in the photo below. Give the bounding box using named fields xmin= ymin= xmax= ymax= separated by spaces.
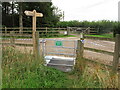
xmin=24 ymin=11 xmax=33 ymax=16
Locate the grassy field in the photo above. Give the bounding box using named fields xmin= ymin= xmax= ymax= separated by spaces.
xmin=2 ymin=34 xmax=76 ymax=39
xmin=85 ymin=33 xmax=113 ymax=38
xmin=44 ymin=34 xmax=76 ymax=38
xmin=2 ymin=46 xmax=118 ymax=88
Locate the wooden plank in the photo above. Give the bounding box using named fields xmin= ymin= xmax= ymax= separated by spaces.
xmin=1 ymin=43 xmax=33 ymax=46
xmin=84 ymin=47 xmax=114 ymax=56
xmin=24 ymin=11 xmax=34 ymax=16
xmin=24 ymin=10 xmax=43 ymax=17
xmin=36 ymin=13 xmax=43 ymax=17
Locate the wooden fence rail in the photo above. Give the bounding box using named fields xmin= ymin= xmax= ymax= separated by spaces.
xmin=0 ymin=27 xmax=67 ymax=30
xmin=0 ymin=27 xmax=97 ymax=35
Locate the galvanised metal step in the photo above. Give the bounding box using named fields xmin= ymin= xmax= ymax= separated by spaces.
xmin=44 ymin=56 xmax=75 ymax=72
xmin=49 ymin=58 xmax=74 ymax=65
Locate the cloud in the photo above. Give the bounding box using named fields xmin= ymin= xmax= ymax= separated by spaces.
xmin=52 ymin=0 xmax=119 ymax=21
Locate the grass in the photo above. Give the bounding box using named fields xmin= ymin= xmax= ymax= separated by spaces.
xmin=2 ymin=46 xmax=70 ymax=88
xmin=2 ymin=34 xmax=76 ymax=39
xmin=42 ymin=34 xmax=76 ymax=38
xmin=85 ymin=33 xmax=113 ymax=38
xmin=2 ymin=46 xmax=118 ymax=88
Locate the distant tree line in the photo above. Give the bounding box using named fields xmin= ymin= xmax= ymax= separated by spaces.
xmin=56 ymin=20 xmax=120 ymax=35
xmin=2 ymin=2 xmax=62 ymax=27
xmin=1 ymin=2 xmax=120 ymax=36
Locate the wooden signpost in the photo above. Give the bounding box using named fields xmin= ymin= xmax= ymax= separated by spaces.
xmin=24 ymin=10 xmax=43 ymax=57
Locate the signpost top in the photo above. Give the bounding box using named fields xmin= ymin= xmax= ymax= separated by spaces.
xmin=24 ymin=10 xmax=43 ymax=17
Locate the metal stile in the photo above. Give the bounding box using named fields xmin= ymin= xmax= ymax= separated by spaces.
xmin=40 ymin=39 xmax=77 ymax=58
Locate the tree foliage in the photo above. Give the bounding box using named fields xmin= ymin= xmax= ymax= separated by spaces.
xmin=113 ymin=22 xmax=120 ymax=37
xmin=2 ymin=2 xmax=62 ymax=27
xmin=56 ymin=20 xmax=119 ymax=34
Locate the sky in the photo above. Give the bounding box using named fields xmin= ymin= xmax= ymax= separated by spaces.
xmin=52 ymin=0 xmax=120 ymax=21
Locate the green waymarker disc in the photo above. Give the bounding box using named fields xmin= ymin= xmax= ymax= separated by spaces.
xmin=55 ymin=41 xmax=63 ymax=46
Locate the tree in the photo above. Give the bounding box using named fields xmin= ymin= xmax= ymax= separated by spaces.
xmin=2 ymin=1 xmax=19 ymax=27
xmin=2 ymin=2 xmax=62 ymax=27
xmin=113 ymin=22 xmax=120 ymax=37
xmin=18 ymin=2 xmax=23 ymax=33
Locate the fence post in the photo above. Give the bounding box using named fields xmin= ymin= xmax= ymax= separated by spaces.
xmin=46 ymin=27 xmax=48 ymax=34
xmin=34 ymin=31 xmax=39 ymax=59
xmin=67 ymin=27 xmax=70 ymax=36
xmin=5 ymin=27 xmax=7 ymax=34
xmin=76 ymin=33 xmax=84 ymax=59
xmin=87 ymin=27 xmax=90 ymax=34
xmin=112 ymin=34 xmax=120 ymax=74
xmin=10 ymin=31 xmax=15 ymax=47
xmin=75 ymin=33 xmax=85 ymax=73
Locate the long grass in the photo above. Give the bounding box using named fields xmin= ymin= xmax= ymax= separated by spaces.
xmin=71 ymin=59 xmax=118 ymax=88
xmin=2 ymin=46 xmax=70 ymax=88
xmin=2 ymin=46 xmax=118 ymax=88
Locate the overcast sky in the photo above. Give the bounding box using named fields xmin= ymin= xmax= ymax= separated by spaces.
xmin=52 ymin=0 xmax=120 ymax=21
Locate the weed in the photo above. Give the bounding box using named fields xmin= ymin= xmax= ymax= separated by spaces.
xmin=2 ymin=46 xmax=118 ymax=88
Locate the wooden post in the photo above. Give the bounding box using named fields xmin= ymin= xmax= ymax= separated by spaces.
xmin=112 ymin=34 xmax=120 ymax=73
xmin=33 ymin=10 xmax=37 ymax=56
xmin=10 ymin=31 xmax=15 ymax=47
xmin=19 ymin=2 xmax=23 ymax=34
xmin=24 ymin=10 xmax=43 ymax=56
xmin=87 ymin=27 xmax=90 ymax=34
xmin=34 ymin=31 xmax=39 ymax=59
xmin=67 ymin=27 xmax=70 ymax=36
xmin=76 ymin=33 xmax=84 ymax=59
xmin=75 ymin=33 xmax=85 ymax=73
xmin=5 ymin=27 xmax=7 ymax=34
xmin=46 ymin=27 xmax=47 ymax=34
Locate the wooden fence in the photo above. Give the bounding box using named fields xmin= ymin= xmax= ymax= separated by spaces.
xmin=1 ymin=28 xmax=120 ymax=78
xmin=0 ymin=27 xmax=97 ymax=35
xmin=83 ymin=34 xmax=120 ymax=74
xmin=1 ymin=30 xmax=84 ymax=62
